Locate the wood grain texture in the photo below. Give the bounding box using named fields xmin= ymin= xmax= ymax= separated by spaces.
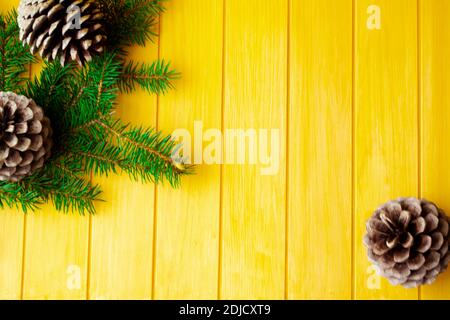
xmin=0 ymin=209 xmax=22 ymax=299
xmin=287 ymin=0 xmax=353 ymax=300
xmin=88 ymin=44 xmax=158 ymax=299
xmin=221 ymin=0 xmax=287 ymax=299
xmin=354 ymin=0 xmax=419 ymax=299
xmin=22 ymin=209 xmax=89 ymax=299
xmin=420 ymin=0 xmax=450 ymax=300
xmin=154 ymin=0 xmax=222 ymax=299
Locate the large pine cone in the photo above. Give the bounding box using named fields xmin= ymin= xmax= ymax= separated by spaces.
xmin=18 ymin=0 xmax=106 ymax=66
xmin=0 ymin=92 xmax=53 ymax=182
xmin=364 ymin=198 xmax=450 ymax=288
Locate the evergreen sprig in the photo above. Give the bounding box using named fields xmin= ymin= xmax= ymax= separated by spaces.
xmin=97 ymin=0 xmax=177 ymax=95
xmin=119 ymin=60 xmax=179 ymax=94
xmin=0 ymin=180 xmax=42 ymax=213
xmin=19 ymin=51 xmax=191 ymax=214
xmin=0 ymin=10 xmax=35 ymax=92
xmin=22 ymin=166 xmax=102 ymax=215
xmin=98 ymin=0 xmax=165 ymax=48
xmin=0 ymin=2 xmax=191 ymax=215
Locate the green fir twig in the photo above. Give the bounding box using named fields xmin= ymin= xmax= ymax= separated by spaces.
xmin=119 ymin=60 xmax=179 ymax=94
xmin=0 ymin=1 xmax=189 ymax=215
xmin=0 ymin=10 xmax=35 ymax=92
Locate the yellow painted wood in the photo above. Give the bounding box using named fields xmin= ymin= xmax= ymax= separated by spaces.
xmin=88 ymin=44 xmax=158 ymax=299
xmin=154 ymin=0 xmax=222 ymax=299
xmin=0 ymin=207 xmax=22 ymax=300
xmin=22 ymin=209 xmax=89 ymax=299
xmin=354 ymin=0 xmax=419 ymax=299
xmin=0 ymin=0 xmax=25 ymax=300
xmin=288 ymin=0 xmax=353 ymax=300
xmin=421 ymin=0 xmax=450 ymax=300
xmin=0 ymin=209 xmax=22 ymax=300
xmin=221 ymin=0 xmax=287 ymax=299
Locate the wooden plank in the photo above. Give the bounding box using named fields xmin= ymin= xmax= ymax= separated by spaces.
xmin=0 ymin=0 xmax=25 ymax=300
xmin=0 ymin=206 xmax=22 ymax=300
xmin=287 ymin=0 xmax=353 ymax=300
xmin=221 ymin=0 xmax=287 ymax=299
xmin=22 ymin=209 xmax=89 ymax=299
xmin=354 ymin=0 xmax=419 ymax=299
xmin=421 ymin=0 xmax=450 ymax=300
xmin=154 ymin=0 xmax=222 ymax=299
xmin=88 ymin=44 xmax=158 ymax=299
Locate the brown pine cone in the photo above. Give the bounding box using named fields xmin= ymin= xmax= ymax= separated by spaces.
xmin=364 ymin=198 xmax=450 ymax=288
xmin=0 ymin=92 xmax=53 ymax=182
xmin=18 ymin=0 xmax=107 ymax=66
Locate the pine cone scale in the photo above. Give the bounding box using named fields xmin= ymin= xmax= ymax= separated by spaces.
xmin=407 ymin=254 xmax=425 ymax=270
xmin=393 ymin=247 xmax=409 ymax=263
xmin=401 ymin=232 xmax=414 ymax=248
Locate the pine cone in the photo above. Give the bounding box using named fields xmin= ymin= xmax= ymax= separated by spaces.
xmin=18 ymin=0 xmax=106 ymax=66
xmin=364 ymin=198 xmax=450 ymax=288
xmin=0 ymin=92 xmax=53 ymax=182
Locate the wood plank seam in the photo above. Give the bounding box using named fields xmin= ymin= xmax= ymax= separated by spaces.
xmin=417 ymin=0 xmax=422 ymax=301
xmin=86 ymin=198 xmax=92 ymax=300
xmin=86 ymin=171 xmax=95 ymax=300
xmin=284 ymin=0 xmax=291 ymax=301
xmin=19 ymin=209 xmax=27 ymax=300
xmin=19 ymin=63 xmax=33 ymax=300
xmin=151 ymin=16 xmax=162 ymax=301
xmin=354 ymin=0 xmax=419 ymax=299
xmin=351 ymin=0 xmax=356 ymax=301
xmin=217 ymin=0 xmax=226 ymax=301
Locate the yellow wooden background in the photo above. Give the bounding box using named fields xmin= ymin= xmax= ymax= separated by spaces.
xmin=0 ymin=0 xmax=449 ymax=300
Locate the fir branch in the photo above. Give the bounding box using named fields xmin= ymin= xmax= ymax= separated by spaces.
xmin=70 ymin=112 xmax=114 ymax=135
xmin=97 ymin=118 xmax=189 ymax=186
xmin=54 ymin=163 xmax=83 ymax=181
xmin=66 ymin=139 xmax=122 ymax=177
xmin=67 ymin=119 xmax=191 ymax=186
xmin=0 ymin=10 xmax=36 ymax=92
xmin=23 ymin=165 xmax=102 ymax=215
xmin=24 ymin=61 xmax=74 ymax=122
xmin=126 ymin=0 xmax=166 ymax=16
xmin=0 ymin=162 xmax=101 ymax=215
xmin=0 ymin=7 xmax=187 ymax=215
xmin=119 ymin=60 xmax=179 ymax=94
xmin=47 ymin=178 xmax=101 ymax=215
xmin=63 ymin=53 xmax=121 ymax=129
xmin=0 ymin=181 xmax=43 ymax=213
xmin=99 ymin=0 xmax=165 ymax=48
xmin=96 ymin=119 xmax=172 ymax=163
